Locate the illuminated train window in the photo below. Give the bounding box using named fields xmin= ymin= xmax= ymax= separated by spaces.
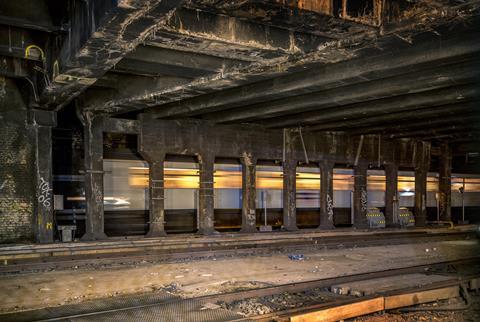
xmin=296 ymin=166 xmax=320 ymax=209
xmin=164 ymin=161 xmax=199 ymax=210
xmin=452 ymin=176 xmax=480 ymax=192
xmin=256 ymin=164 xmax=283 ymax=209
xmin=104 ymin=159 xmax=149 ymax=211
xmin=214 ymin=163 xmax=242 ymax=232
xmin=397 ymin=171 xmax=439 ymax=208
xmin=367 ymin=170 xmax=385 ymax=208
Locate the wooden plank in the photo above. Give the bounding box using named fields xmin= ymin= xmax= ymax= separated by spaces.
xmin=290 ymin=297 xmax=384 ymax=322
xmin=384 ymin=286 xmax=459 ymax=310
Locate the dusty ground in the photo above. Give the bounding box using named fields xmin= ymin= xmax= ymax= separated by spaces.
xmin=0 ymin=239 xmax=478 ymax=313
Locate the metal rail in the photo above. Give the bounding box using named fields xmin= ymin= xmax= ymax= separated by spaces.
xmin=0 ymin=231 xmax=475 ymax=274
xmin=2 ymin=257 xmax=478 ymax=322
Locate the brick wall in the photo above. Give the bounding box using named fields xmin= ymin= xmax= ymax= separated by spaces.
xmin=0 ymin=77 xmax=35 ymax=243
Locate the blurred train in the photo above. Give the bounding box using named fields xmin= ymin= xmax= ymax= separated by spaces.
xmin=53 ymin=159 xmax=480 ymax=238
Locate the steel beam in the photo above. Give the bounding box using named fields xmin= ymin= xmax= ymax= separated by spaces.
xmin=319 ymin=160 xmax=335 ymax=229
xmin=240 ymin=153 xmax=258 ymax=233
xmin=81 ymin=114 xmax=108 ymax=241
xmin=307 ymin=101 xmax=479 ymax=132
xmin=197 ymin=154 xmax=217 ymax=235
xmin=147 ymin=30 xmax=480 ymax=119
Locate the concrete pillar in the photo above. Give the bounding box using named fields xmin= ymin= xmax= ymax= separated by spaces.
xmin=197 ymin=154 xmax=217 ymax=235
xmin=414 ymin=141 xmax=430 ymax=227
xmin=385 ymin=163 xmax=399 ymax=227
xmin=240 ymin=153 xmax=257 ymax=233
xmin=32 ymin=110 xmax=56 ymax=243
xmin=414 ymin=167 xmax=428 ymax=227
xmin=319 ymin=160 xmax=335 ymax=229
xmin=353 ymin=163 xmax=369 ymax=229
xmin=81 ymin=114 xmax=107 ymax=241
xmin=283 ymin=158 xmax=298 ymax=231
xmin=438 ymin=142 xmax=452 ymax=221
xmin=146 ymin=156 xmax=167 ymax=237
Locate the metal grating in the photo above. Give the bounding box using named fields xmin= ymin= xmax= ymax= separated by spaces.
xmin=1 ymin=290 xmax=251 ymax=322
xmin=65 ymin=298 xmax=250 ymax=322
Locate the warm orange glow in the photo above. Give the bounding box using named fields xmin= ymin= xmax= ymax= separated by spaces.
xmin=452 ymin=177 xmax=480 ymax=192
xmin=257 ymin=170 xmax=283 ymax=190
xmin=127 ymin=166 xmax=480 ymax=192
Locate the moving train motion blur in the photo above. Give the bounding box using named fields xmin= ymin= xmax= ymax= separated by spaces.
xmin=54 ymin=158 xmax=480 ymax=237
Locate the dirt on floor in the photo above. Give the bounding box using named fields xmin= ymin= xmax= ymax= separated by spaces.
xmin=0 ymin=239 xmax=478 ymax=313
xmin=219 ymin=287 xmax=339 ymax=316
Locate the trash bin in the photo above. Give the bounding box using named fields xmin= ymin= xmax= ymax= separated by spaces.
xmin=57 ymin=225 xmax=76 ymax=242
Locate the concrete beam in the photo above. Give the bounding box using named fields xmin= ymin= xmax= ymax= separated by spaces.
xmin=146 ymin=29 xmax=480 ymax=119
xmin=353 ymin=162 xmax=369 ymax=229
xmin=81 ymin=113 xmax=107 ymax=241
xmin=41 ymin=0 xmax=184 ymax=110
xmin=240 ymin=152 xmax=258 ymax=233
xmin=146 ymin=156 xmax=167 ymax=237
xmin=414 ymin=141 xmax=431 ymax=227
xmin=385 ymin=163 xmax=399 ymax=227
xmin=307 ymin=101 xmax=479 ymax=132
xmin=319 ymin=159 xmax=335 ymax=229
xmin=31 ymin=110 xmax=56 ymax=243
xmin=438 ymin=142 xmax=452 ymax=221
xmin=162 ymin=7 xmax=331 ymax=55
xmin=197 ymin=153 xmax=217 ymax=235
xmin=282 ymin=129 xmax=298 ymax=231
xmin=220 ymin=61 xmax=480 ymax=125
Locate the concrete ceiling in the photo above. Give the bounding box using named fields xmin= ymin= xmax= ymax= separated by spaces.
xmin=0 ymin=0 xmax=479 ymax=143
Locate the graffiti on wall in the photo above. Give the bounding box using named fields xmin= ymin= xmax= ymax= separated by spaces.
xmin=326 ymin=194 xmax=334 ymax=221
xmin=38 ymin=177 xmax=51 ymax=208
xmin=361 ymin=188 xmax=368 ymax=213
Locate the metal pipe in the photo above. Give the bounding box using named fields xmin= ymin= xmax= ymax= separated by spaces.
xmin=354 ymin=135 xmax=364 ymax=167
xmin=298 ymin=127 xmax=309 ymax=164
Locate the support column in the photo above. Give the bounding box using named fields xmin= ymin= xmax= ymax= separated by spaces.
xmin=353 ymin=163 xmax=369 ymax=229
xmin=283 ymin=158 xmax=298 ymax=231
xmin=385 ymin=163 xmax=399 ymax=227
xmin=240 ymin=153 xmax=257 ymax=233
xmin=197 ymin=154 xmax=217 ymax=235
xmin=81 ymin=113 xmax=107 ymax=241
xmin=414 ymin=141 xmax=430 ymax=227
xmin=319 ymin=160 xmax=335 ymax=229
xmin=438 ymin=142 xmax=452 ymax=221
xmin=32 ymin=110 xmax=56 ymax=243
xmin=146 ymin=156 xmax=167 ymax=237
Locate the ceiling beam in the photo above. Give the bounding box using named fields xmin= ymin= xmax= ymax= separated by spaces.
xmin=145 ymin=25 xmax=480 ymax=119
xmin=265 ymin=84 xmax=479 ymax=129
xmin=40 ymin=0 xmax=185 ymax=110
xmin=209 ymin=59 xmax=480 ymax=124
xmin=349 ymin=114 xmax=480 ymax=136
xmin=161 ymin=7 xmax=334 ymax=54
xmin=113 ymin=45 xmax=249 ymax=79
xmin=146 ymin=30 xmax=286 ymax=62
xmin=306 ymin=101 xmax=480 ymax=132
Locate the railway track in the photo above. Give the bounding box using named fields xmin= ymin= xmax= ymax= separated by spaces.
xmin=0 ymin=230 xmax=476 ymax=274
xmin=2 ymin=257 xmax=479 ymax=322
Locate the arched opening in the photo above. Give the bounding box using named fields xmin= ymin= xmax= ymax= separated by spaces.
xmin=164 ymin=155 xmax=199 ymax=234
xmin=214 ymin=158 xmax=242 ymax=232
xmin=296 ymin=165 xmax=320 ymax=228
xmin=333 ymin=167 xmax=354 ymax=227
xmin=256 ymin=161 xmax=283 ymax=231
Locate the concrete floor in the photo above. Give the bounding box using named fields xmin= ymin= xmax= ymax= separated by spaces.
xmin=0 ymin=239 xmax=478 ymax=313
